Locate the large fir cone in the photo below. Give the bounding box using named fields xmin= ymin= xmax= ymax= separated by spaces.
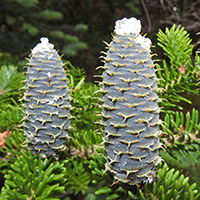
xmin=23 ymin=38 xmax=71 ymax=158
xmin=101 ymin=18 xmax=161 ymax=186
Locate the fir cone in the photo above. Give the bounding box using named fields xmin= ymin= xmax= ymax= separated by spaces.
xmin=23 ymin=38 xmax=71 ymax=158
xmin=101 ymin=18 xmax=161 ymax=186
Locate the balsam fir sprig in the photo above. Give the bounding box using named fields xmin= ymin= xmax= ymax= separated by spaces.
xmin=1 ymin=151 xmax=66 ymax=199
xmin=22 ymin=38 xmax=71 ymax=158
xmin=100 ymin=17 xmax=161 ymax=186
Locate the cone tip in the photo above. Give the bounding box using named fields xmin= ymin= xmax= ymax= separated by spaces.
xmin=32 ymin=37 xmax=54 ymax=54
xmin=114 ymin=17 xmax=141 ymax=35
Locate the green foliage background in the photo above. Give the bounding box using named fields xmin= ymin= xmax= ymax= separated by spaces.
xmin=0 ymin=0 xmax=89 ymax=57
xmin=0 ymin=0 xmax=142 ymax=80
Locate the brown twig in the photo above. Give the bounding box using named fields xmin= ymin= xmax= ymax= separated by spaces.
xmin=141 ymin=0 xmax=151 ymax=32
xmin=159 ymin=0 xmax=166 ymax=10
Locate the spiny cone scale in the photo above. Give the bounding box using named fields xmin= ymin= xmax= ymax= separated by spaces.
xmin=23 ymin=37 xmax=71 ymax=158
xmin=101 ymin=18 xmax=161 ymax=186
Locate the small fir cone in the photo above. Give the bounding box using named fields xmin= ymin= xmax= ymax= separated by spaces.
xmin=100 ymin=18 xmax=161 ymax=186
xmin=23 ymin=37 xmax=71 ymax=158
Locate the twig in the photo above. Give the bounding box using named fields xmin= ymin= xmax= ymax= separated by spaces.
xmin=59 ymin=190 xmax=74 ymax=198
xmin=159 ymin=0 xmax=166 ymax=10
xmin=141 ymin=0 xmax=151 ymax=32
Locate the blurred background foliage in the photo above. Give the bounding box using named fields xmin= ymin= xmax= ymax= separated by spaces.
xmin=1 ymin=0 xmax=199 ymax=81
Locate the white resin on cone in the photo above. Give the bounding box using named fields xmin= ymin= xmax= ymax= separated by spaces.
xmin=114 ymin=17 xmax=151 ymax=50
xmin=32 ymin=37 xmax=54 ymax=54
xmin=114 ymin=17 xmax=141 ymax=35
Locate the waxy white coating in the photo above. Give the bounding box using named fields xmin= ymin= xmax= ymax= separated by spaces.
xmin=135 ymin=35 xmax=152 ymax=50
xmin=32 ymin=37 xmax=54 ymax=54
xmin=114 ymin=17 xmax=151 ymax=50
xmin=114 ymin=17 xmax=141 ymax=35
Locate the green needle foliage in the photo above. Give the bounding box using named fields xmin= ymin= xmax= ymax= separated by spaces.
xmin=155 ymin=25 xmax=200 ymax=164
xmin=161 ymin=108 xmax=200 ymax=146
xmin=157 ymin=25 xmax=193 ymax=67
xmin=156 ymin=25 xmax=199 ymax=111
xmin=0 ymin=24 xmax=200 ymax=200
xmin=0 ymin=101 xmax=23 ymax=132
xmin=65 ymin=61 xmax=102 ymax=149
xmin=64 ymin=158 xmax=91 ymax=195
xmin=95 ymin=163 xmax=200 ymax=200
xmin=0 ymin=151 xmax=66 ymax=200
xmin=0 ymin=65 xmax=25 ymax=103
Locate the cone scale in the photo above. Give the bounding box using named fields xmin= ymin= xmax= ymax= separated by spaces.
xmin=101 ymin=18 xmax=161 ymax=186
xmin=23 ymin=38 xmax=71 ymax=158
